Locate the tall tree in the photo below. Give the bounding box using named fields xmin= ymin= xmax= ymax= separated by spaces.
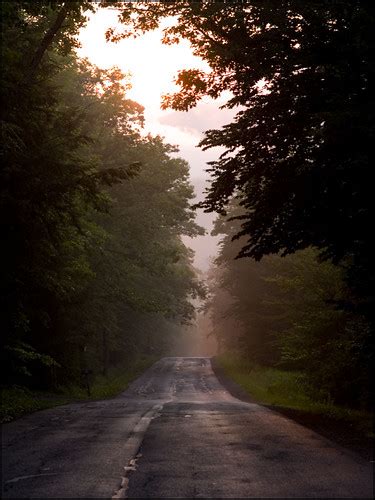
xmin=1 ymin=2 xmax=203 ymax=384
xmin=114 ymin=1 xmax=375 ymax=322
xmin=208 ymin=204 xmax=371 ymax=407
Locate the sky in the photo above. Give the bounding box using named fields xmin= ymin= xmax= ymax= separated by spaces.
xmin=78 ymin=8 xmax=235 ymax=271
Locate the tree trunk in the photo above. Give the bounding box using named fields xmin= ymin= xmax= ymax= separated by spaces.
xmin=24 ymin=2 xmax=70 ymax=85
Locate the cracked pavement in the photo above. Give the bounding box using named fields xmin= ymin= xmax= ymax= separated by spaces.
xmin=2 ymin=357 xmax=373 ymax=498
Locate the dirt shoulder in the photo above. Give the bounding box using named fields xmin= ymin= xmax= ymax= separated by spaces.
xmin=211 ymin=357 xmax=374 ymax=462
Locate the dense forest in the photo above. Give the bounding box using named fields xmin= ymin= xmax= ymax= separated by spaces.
xmin=1 ymin=1 xmax=373 ymax=414
xmin=114 ymin=1 xmax=374 ymax=410
xmin=206 ymin=202 xmax=371 ymax=407
xmin=1 ymin=1 xmax=203 ymax=391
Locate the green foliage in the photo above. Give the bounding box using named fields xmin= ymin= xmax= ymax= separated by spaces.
xmin=115 ymin=1 xmax=375 ymax=326
xmin=58 ymin=356 xmax=157 ymax=400
xmin=207 ymin=206 xmax=372 ymax=408
xmin=217 ymin=354 xmax=316 ymax=410
xmin=1 ymin=2 xmax=203 ymax=390
xmin=0 ymin=356 xmax=156 ymax=423
xmin=114 ymin=0 xmax=373 ymax=411
xmin=4 ymin=341 xmax=60 ymax=378
xmin=216 ymin=354 xmax=373 ymax=435
xmin=207 ymin=203 xmax=286 ymax=365
xmin=0 ymin=386 xmax=69 ymax=423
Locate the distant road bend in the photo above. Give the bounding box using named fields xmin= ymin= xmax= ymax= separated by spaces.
xmin=2 ymin=357 xmax=373 ymax=498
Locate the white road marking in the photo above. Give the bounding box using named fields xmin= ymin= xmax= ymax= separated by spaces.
xmin=5 ymin=473 xmax=58 ymax=484
xmin=112 ymin=403 xmax=166 ymax=499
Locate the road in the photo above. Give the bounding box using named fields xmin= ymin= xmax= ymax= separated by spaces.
xmin=2 ymin=357 xmax=373 ymax=498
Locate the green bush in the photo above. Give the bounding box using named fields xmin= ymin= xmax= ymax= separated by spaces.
xmin=1 ymin=357 xmax=156 ymax=423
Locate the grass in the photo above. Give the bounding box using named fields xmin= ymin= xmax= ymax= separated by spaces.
xmin=216 ymin=353 xmax=373 ymax=438
xmin=1 ymin=386 xmax=70 ymax=424
xmin=56 ymin=357 xmax=157 ymax=400
xmin=1 ymin=357 xmax=157 ymax=424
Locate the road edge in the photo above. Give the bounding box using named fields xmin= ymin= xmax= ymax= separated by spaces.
xmin=210 ymin=356 xmax=374 ymax=463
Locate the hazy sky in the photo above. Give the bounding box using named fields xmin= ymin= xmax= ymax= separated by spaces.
xmin=78 ymin=8 xmax=234 ymax=271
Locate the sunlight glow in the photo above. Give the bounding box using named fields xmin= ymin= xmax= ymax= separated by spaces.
xmin=78 ymin=9 xmax=210 ymax=140
xmin=78 ymin=7 xmax=231 ymax=270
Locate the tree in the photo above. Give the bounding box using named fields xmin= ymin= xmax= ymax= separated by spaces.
xmin=1 ymin=2 xmax=204 ymax=385
xmin=114 ymin=1 xmax=375 ymax=321
xmin=1 ymin=2 xmax=104 ymax=380
xmin=64 ymin=133 xmax=205 ymax=379
xmin=207 ymin=204 xmax=372 ymax=407
xmin=206 ymin=202 xmax=284 ymax=364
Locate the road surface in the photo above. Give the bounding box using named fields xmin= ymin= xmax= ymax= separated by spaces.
xmin=2 ymin=357 xmax=373 ymax=498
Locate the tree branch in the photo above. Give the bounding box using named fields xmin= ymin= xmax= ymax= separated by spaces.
xmin=24 ymin=3 xmax=70 ymax=85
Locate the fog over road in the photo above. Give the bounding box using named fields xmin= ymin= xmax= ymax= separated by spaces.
xmin=2 ymin=357 xmax=373 ymax=498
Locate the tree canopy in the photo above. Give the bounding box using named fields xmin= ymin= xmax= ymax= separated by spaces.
xmin=1 ymin=1 xmax=203 ymax=385
xmin=207 ymin=203 xmax=372 ymax=407
xmin=114 ymin=1 xmax=375 ymax=320
xmin=1 ymin=1 xmax=372 ymax=412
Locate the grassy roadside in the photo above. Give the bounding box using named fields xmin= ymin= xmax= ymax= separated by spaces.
xmin=1 ymin=357 xmax=157 ymax=424
xmin=214 ymin=354 xmax=373 ymax=460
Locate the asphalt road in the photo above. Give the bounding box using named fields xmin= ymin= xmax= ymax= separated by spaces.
xmin=2 ymin=357 xmax=373 ymax=498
